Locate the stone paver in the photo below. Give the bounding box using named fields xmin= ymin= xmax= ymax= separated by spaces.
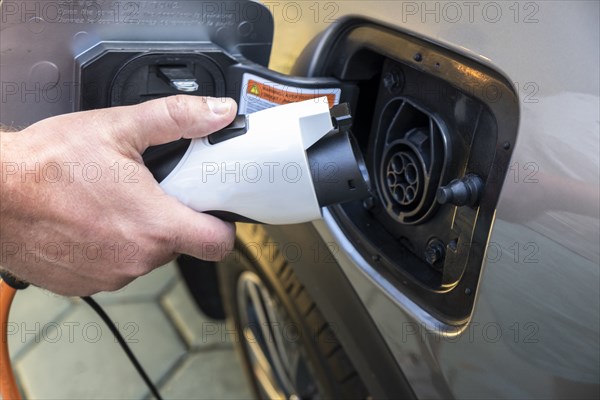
xmin=159 ymin=350 xmax=253 ymax=400
xmin=8 ymin=262 xmax=253 ymax=399
xmin=161 ymin=281 xmax=235 ymax=350
xmin=15 ymin=299 xmax=186 ymax=399
xmin=8 ymin=286 xmax=73 ymax=359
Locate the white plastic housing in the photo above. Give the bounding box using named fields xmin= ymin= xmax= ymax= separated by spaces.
xmin=160 ymin=98 xmax=334 ymax=224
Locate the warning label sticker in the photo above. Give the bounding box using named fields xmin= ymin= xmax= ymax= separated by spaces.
xmin=238 ymin=73 xmax=342 ymax=114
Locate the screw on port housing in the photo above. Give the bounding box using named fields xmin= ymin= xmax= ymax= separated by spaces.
xmin=424 ymin=239 xmax=445 ymax=267
xmin=362 ymin=196 xmax=375 ymax=211
xmin=383 ymin=70 xmax=403 ymax=93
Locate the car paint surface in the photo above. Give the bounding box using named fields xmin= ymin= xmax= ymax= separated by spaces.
xmin=266 ymin=1 xmax=599 ymax=398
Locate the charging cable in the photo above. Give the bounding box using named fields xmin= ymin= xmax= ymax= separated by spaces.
xmin=1 ymin=273 xmax=28 ymax=400
xmin=81 ymin=296 xmax=163 ymax=400
xmin=0 ymin=273 xmax=163 ymax=400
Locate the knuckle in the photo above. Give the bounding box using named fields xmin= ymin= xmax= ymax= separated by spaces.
xmin=123 ymin=255 xmax=155 ymax=278
xmin=103 ymin=278 xmax=129 ymax=293
xmin=162 ymin=227 xmax=183 ymax=255
xmin=164 ymin=95 xmax=194 ymax=133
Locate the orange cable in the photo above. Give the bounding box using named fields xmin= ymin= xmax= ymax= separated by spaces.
xmin=0 ymin=279 xmax=21 ymax=400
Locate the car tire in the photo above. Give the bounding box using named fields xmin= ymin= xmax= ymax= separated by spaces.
xmin=218 ymin=224 xmax=369 ymax=400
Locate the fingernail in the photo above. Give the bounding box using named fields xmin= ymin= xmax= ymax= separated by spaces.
xmin=207 ymin=97 xmax=232 ymax=115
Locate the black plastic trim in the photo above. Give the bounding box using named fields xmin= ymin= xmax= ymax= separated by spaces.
xmin=208 ymin=115 xmax=249 ymax=145
xmin=307 ymin=130 xmax=371 ymax=208
xmin=142 ymin=139 xmax=191 ymax=183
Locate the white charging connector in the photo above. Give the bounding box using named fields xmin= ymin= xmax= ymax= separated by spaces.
xmin=159 ymin=98 xmax=370 ymax=224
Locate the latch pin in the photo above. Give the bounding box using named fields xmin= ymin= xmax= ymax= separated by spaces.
xmin=158 ymin=66 xmax=199 ymax=93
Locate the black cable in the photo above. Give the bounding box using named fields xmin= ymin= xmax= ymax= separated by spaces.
xmin=81 ymin=296 xmax=164 ymax=400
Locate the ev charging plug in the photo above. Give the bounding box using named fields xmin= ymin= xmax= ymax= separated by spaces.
xmin=146 ymin=98 xmax=370 ymax=224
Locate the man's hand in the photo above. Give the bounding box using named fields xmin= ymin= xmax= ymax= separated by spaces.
xmin=0 ymin=96 xmax=237 ymax=296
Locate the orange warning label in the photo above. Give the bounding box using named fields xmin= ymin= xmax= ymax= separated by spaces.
xmin=246 ymin=80 xmax=337 ymax=108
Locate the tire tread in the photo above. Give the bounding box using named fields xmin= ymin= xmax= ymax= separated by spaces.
xmin=222 ymin=225 xmax=369 ymax=400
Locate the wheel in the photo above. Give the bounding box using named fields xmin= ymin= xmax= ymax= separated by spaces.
xmin=218 ymin=224 xmax=369 ymax=400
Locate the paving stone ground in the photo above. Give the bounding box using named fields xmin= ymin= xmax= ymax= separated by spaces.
xmin=7 ymin=262 xmax=253 ymax=400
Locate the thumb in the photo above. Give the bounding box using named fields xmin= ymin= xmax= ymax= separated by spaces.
xmin=104 ymin=95 xmax=237 ymax=153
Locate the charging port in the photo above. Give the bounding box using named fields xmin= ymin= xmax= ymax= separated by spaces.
xmin=294 ymin=18 xmax=519 ymax=323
